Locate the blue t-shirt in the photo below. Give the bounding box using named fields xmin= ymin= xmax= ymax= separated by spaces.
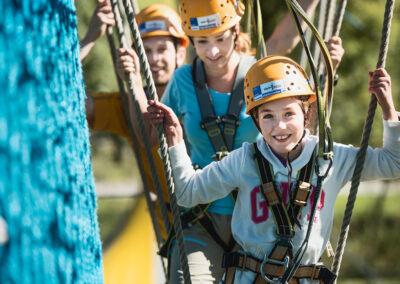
xmin=162 ymin=62 xmax=261 ymax=214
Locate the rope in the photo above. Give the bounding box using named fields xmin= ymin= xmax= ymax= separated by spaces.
xmin=332 ymin=0 xmax=347 ymax=37
xmin=104 ymin=5 xmax=168 ymax=276
xmin=331 ymin=0 xmax=395 ymax=280
xmin=120 ymin=0 xmax=192 ymax=283
xmin=110 ymin=0 xmax=172 ymax=237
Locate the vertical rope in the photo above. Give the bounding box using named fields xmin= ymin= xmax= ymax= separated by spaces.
xmin=331 ymin=0 xmax=395 ymax=280
xmin=104 ymin=12 xmax=167 ymax=276
xmin=332 ymin=0 xmax=347 ymax=37
xmin=120 ymin=0 xmax=192 ymax=283
xmin=109 ymin=0 xmax=171 ymax=235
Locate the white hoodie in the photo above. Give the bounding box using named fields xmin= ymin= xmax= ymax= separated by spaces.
xmin=169 ymin=119 xmax=400 ymax=283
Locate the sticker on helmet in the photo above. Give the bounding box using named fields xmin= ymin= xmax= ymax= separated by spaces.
xmin=190 ymin=14 xmax=220 ymax=31
xmin=139 ymin=20 xmax=167 ymax=34
xmin=253 ymin=80 xmax=287 ymax=101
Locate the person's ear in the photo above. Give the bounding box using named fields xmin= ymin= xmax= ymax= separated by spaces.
xmin=176 ymin=45 xmax=186 ymax=67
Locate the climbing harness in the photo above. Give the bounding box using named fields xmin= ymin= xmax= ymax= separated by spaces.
xmin=221 ymin=143 xmax=336 ymax=284
xmin=331 ymin=0 xmax=395 ymax=281
xmin=193 ymin=54 xmax=257 ymax=159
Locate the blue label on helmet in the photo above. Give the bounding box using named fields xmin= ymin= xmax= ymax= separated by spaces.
xmin=190 ymin=13 xmax=220 ymax=31
xmin=139 ymin=20 xmax=167 ymax=34
xmin=253 ymin=80 xmax=286 ymax=101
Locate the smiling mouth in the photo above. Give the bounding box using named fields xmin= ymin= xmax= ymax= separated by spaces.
xmin=207 ymin=56 xmax=221 ymax=62
xmin=273 ymin=134 xmax=291 ymax=142
xmin=151 ymin=67 xmax=163 ymax=73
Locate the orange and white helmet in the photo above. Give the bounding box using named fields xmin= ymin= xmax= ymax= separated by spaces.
xmin=136 ymin=4 xmax=189 ymax=47
xmin=244 ymin=55 xmax=316 ymax=115
xmin=179 ymin=0 xmax=245 ymax=37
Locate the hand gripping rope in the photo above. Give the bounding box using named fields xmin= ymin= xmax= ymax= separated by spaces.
xmin=331 ymin=0 xmax=395 ymax=282
xmin=119 ymin=0 xmax=192 ymax=283
xmin=107 ymin=0 xmax=169 ymax=277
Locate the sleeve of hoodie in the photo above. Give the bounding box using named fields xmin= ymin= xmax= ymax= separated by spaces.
xmin=167 ymin=141 xmax=244 ymax=208
xmin=331 ymin=119 xmax=400 ymax=189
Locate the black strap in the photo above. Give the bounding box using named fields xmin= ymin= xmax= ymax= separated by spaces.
xmin=253 ymin=143 xmax=316 ymax=237
xmin=192 ymin=55 xmax=256 ymax=156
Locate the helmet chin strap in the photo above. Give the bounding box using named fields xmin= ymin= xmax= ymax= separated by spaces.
xmin=286 ymin=130 xmax=306 ymax=183
xmin=286 ymin=129 xmax=306 ymax=227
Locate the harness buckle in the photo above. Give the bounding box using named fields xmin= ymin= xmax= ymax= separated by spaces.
xmin=310 ymin=262 xmax=323 ymax=281
xmin=239 ymin=253 xmax=247 ymax=271
xmin=260 ymin=255 xmax=290 ymax=284
xmin=200 ymin=116 xmax=221 ymax=130
xmin=212 ymin=151 xmax=229 ymax=161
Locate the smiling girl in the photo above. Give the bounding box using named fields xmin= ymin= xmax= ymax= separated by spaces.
xmin=147 ymin=55 xmax=400 ymax=283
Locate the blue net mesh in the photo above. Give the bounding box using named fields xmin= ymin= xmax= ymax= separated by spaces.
xmin=0 ymin=1 xmax=103 ymax=283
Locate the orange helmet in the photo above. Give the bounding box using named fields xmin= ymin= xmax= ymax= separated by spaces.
xmin=179 ymin=0 xmax=245 ymax=37
xmin=136 ymin=4 xmax=189 ymax=47
xmin=244 ymin=56 xmax=316 ymax=115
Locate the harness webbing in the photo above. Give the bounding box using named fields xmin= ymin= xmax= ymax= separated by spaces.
xmin=107 ymin=4 xmax=166 ymax=276
xmin=192 ymin=55 xmax=256 ymax=156
xmin=161 ymin=55 xmax=258 ymax=257
xmin=331 ymin=0 xmax=395 ymax=281
xmin=252 ymin=142 xmax=320 ymax=283
xmin=120 ymin=0 xmax=191 ymax=283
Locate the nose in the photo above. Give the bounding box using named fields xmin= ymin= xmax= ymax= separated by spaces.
xmin=275 ymin=119 xmax=287 ymax=130
xmin=207 ymin=44 xmax=220 ymax=58
xmin=148 ymin=50 xmax=160 ymax=64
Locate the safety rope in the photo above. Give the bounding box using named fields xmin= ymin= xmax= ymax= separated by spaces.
xmin=120 ymin=0 xmax=192 ymax=283
xmin=285 ymin=0 xmax=334 ymax=160
xmin=331 ymin=0 xmax=395 ymax=281
xmin=106 ymin=2 xmax=168 ymax=277
xmin=332 ymin=0 xmax=347 ymax=38
xmin=109 ymin=0 xmax=172 ymax=238
xmin=316 ymin=0 xmax=336 ymax=76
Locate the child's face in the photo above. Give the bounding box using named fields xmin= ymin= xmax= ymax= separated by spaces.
xmin=256 ymin=97 xmax=305 ymax=159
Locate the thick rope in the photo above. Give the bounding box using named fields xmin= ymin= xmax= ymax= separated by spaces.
xmin=104 ymin=8 xmax=167 ymax=276
xmin=332 ymin=0 xmax=347 ymax=37
xmin=120 ymin=0 xmax=192 ymax=283
xmin=311 ymin=0 xmax=327 ymax=82
xmin=111 ymin=0 xmax=170 ymax=237
xmin=331 ymin=0 xmax=395 ymax=280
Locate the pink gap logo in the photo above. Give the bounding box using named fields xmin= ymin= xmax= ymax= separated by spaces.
xmin=250 ymin=182 xmax=325 ymax=224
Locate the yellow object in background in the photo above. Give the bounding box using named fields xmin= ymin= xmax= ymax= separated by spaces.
xmin=103 ymin=196 xmax=154 ymax=284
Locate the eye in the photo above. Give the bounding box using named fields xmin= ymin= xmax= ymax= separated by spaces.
xmin=263 ymin=113 xmax=273 ymax=119
xmin=285 ymin=111 xmax=294 ymax=117
xmin=157 ymin=46 xmax=167 ymax=53
xmin=196 ymin=39 xmax=207 ymax=45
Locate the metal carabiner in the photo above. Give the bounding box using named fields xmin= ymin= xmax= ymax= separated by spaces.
xmin=260 ymin=255 xmax=290 ymax=284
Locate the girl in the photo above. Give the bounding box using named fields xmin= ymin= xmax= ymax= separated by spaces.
xmin=148 ymin=55 xmax=400 ymax=283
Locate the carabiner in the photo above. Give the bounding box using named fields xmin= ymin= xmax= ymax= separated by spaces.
xmin=260 ymin=255 xmax=290 ymax=283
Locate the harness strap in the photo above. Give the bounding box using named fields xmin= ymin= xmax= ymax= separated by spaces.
xmin=252 ymin=142 xmax=318 ymax=281
xmin=253 ymin=143 xmax=316 ymax=237
xmin=192 ymin=55 xmax=256 ymax=157
xmin=222 ymin=252 xmax=336 ymax=284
